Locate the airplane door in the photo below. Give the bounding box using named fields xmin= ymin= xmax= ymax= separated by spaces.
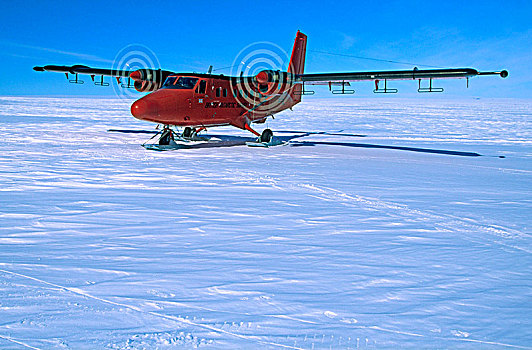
xmin=194 ymin=79 xmax=207 ymax=107
xmin=202 ymin=78 xmax=218 ymax=120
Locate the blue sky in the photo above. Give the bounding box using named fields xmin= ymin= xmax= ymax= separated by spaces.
xmin=0 ymin=0 xmax=530 ymax=97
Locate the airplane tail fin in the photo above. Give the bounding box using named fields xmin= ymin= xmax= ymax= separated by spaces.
xmin=288 ymin=31 xmax=307 ymax=75
xmin=288 ymin=31 xmax=307 ymax=103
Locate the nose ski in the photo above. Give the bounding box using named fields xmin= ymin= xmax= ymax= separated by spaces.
xmin=142 ymin=125 xmax=212 ymax=151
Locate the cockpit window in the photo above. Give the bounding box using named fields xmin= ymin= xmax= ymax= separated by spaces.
xmin=162 ymin=77 xmax=199 ymax=89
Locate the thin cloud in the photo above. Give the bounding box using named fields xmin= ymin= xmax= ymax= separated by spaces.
xmin=1 ymin=41 xmax=114 ymax=64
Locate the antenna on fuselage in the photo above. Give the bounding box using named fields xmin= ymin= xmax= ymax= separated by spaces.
xmin=207 ymin=65 xmax=213 ymax=74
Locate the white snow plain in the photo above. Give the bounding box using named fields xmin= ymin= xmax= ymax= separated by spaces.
xmin=0 ymin=96 xmax=531 ymax=349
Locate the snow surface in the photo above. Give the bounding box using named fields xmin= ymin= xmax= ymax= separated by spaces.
xmin=0 ymin=96 xmax=531 ymax=349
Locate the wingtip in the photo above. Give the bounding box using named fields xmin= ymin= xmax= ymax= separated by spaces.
xmin=33 ymin=66 xmax=44 ymax=72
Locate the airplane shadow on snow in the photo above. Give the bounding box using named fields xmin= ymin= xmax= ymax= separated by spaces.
xmin=177 ymin=134 xmax=483 ymax=157
xmin=290 ymin=140 xmax=482 ymax=157
xmin=108 ymin=129 xmax=483 ymax=157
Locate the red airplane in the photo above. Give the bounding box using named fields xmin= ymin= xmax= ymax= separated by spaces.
xmin=34 ymin=31 xmax=507 ymax=146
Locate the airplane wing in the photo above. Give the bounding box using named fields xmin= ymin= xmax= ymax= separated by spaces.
xmin=297 ymin=68 xmax=508 ymax=93
xmin=33 ymin=64 xmax=176 ymax=91
xmin=33 ymin=64 xmax=131 ymax=77
xmin=298 ymin=68 xmax=508 ymax=82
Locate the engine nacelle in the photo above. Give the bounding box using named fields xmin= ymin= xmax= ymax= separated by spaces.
xmin=253 ymin=70 xmax=295 ymax=95
xmin=254 ymin=70 xmax=294 ymax=84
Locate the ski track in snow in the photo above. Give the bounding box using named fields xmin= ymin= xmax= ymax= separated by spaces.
xmin=0 ymin=268 xmax=305 ymax=350
xmin=0 ymin=97 xmax=531 ymax=349
xmin=0 ymin=334 xmax=41 ymax=350
xmin=292 ymin=182 xmax=530 ymax=253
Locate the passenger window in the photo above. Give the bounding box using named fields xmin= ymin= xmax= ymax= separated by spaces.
xmin=216 ymin=87 xmax=220 ymax=98
xmin=223 ymin=88 xmax=227 ymax=97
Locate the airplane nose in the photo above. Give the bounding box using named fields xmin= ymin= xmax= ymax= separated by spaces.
xmin=131 ymin=99 xmax=158 ymax=120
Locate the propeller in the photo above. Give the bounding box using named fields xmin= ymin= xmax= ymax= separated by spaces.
xmin=229 ymin=42 xmax=293 ymax=111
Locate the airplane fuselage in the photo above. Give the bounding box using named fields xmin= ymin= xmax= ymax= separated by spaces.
xmin=130 ymin=73 xmax=301 ymax=134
